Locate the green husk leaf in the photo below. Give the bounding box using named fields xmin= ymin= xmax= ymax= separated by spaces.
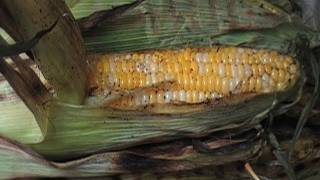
xmin=1 ymin=0 xmax=87 ymax=104
xmin=0 ymin=57 xmax=49 ymax=142
xmin=31 ymin=84 xmax=300 ymax=160
xmin=2 ymin=123 xmax=319 ymax=179
xmin=66 ymin=0 xmax=136 ymax=19
xmin=81 ymin=0 xmax=297 ymax=53
xmin=0 ymin=129 xmax=262 ymax=179
xmin=0 ymin=77 xmax=43 ymax=143
xmin=0 ymin=136 xmax=67 ymax=179
xmin=0 ymin=34 xmax=50 ymax=143
xmin=211 ymin=23 xmax=320 ymax=53
xmin=78 ymin=0 xmax=145 ymax=32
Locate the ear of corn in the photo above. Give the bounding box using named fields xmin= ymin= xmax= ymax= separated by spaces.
xmin=0 ymin=0 xmax=316 ymax=161
xmin=90 ymin=46 xmax=298 ymax=110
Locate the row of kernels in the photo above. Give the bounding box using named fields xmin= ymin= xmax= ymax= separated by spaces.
xmin=92 ymin=47 xmax=299 ymax=102
xmin=97 ymin=52 xmax=296 ymax=83
xmin=100 ymin=59 xmax=294 ymax=80
xmin=103 ymin=70 xmax=288 ymax=95
xmin=109 ymin=89 xmax=224 ymax=108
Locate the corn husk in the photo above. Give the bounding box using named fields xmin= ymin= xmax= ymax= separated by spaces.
xmin=0 ymin=24 xmax=59 ymax=143
xmin=1 ymin=0 xmax=87 ymax=104
xmin=66 ymin=0 xmax=136 ymax=20
xmin=0 ymin=128 xmax=263 ymax=179
xmin=2 ymin=121 xmax=320 ymax=179
xmin=81 ymin=0 xmax=298 ymax=52
xmin=0 ymin=74 xmax=43 ymax=143
xmin=0 ymin=0 xmax=87 ymax=143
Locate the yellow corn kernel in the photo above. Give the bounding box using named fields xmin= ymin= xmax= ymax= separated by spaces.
xmin=249 ymin=77 xmax=256 ymax=92
xmin=256 ymin=77 xmax=262 ymax=92
xmin=221 ymin=78 xmax=230 ymax=95
xmin=258 ymin=64 xmax=265 ymax=76
xmin=186 ymin=90 xmax=192 ymax=103
xmin=271 ymin=69 xmax=278 ymax=81
xmin=205 ymin=63 xmax=213 ymax=74
xmin=226 ymin=64 xmax=232 ymax=77
xmin=157 ymin=90 xmax=165 ymax=104
xmin=238 ymin=64 xmax=245 ymax=80
xmin=195 ymin=76 xmax=202 ymax=91
xmin=278 ymin=69 xmax=285 ymax=82
xmin=215 ymin=77 xmax=221 ymax=92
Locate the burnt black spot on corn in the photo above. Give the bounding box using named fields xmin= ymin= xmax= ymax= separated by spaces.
xmin=89 ymin=46 xmax=299 ymax=109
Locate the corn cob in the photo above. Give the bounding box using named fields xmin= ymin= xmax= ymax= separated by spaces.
xmin=90 ymin=46 xmax=298 ymax=109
